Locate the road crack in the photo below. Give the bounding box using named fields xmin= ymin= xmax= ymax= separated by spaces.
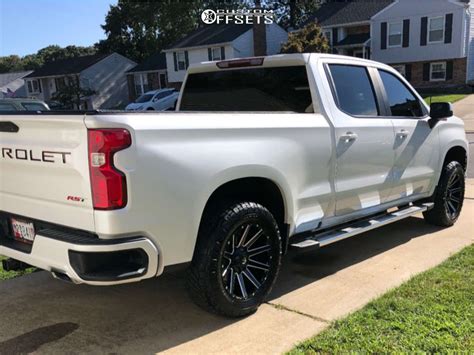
xmin=266 ymin=302 xmax=330 ymax=323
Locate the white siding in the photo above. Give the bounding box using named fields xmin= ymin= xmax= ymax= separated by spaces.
xmin=232 ymin=29 xmax=254 ymax=58
xmin=81 ymin=53 xmax=136 ymax=109
xmin=467 ymin=4 xmax=474 ymax=81
xmin=166 ymin=45 xmax=233 ymax=83
xmin=371 ymin=0 xmax=468 ymax=64
xmin=265 ymin=23 xmax=289 ymax=54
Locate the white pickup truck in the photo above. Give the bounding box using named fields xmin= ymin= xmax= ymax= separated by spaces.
xmin=0 ymin=54 xmax=468 ymax=317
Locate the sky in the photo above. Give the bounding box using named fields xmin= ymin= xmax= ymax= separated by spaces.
xmin=0 ymin=0 xmax=117 ymax=56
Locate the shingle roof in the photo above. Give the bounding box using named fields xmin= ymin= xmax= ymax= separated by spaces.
xmin=25 ymin=53 xmax=110 ymax=78
xmin=128 ymin=52 xmax=167 ymax=73
xmin=166 ymin=24 xmax=253 ymax=50
xmin=336 ymin=32 xmax=370 ymax=46
xmin=304 ymin=0 xmax=393 ymax=27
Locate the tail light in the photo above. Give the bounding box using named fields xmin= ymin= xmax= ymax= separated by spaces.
xmin=88 ymin=129 xmax=131 ymax=210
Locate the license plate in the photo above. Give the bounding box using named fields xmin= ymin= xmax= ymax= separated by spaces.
xmin=11 ymin=218 xmax=36 ymax=244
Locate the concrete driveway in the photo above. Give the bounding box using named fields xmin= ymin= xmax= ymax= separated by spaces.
xmin=0 ymin=183 xmax=473 ymax=354
xmin=454 ymin=94 xmax=474 ymax=132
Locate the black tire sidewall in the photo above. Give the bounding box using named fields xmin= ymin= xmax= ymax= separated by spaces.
xmin=196 ymin=202 xmax=282 ymax=316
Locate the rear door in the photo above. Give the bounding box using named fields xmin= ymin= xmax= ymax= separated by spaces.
xmin=376 ymin=69 xmax=439 ymax=201
xmin=324 ymin=62 xmax=396 ymax=216
xmin=0 ymin=114 xmax=95 ymax=231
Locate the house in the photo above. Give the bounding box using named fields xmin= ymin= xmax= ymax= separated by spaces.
xmin=304 ymin=0 xmax=393 ymax=59
xmin=162 ymin=22 xmax=288 ymax=87
xmin=24 ymin=53 xmax=136 ymax=109
xmin=126 ymin=52 xmax=168 ymax=102
xmin=371 ymin=0 xmax=473 ymax=89
xmin=0 ymin=71 xmax=32 ymax=98
xmin=305 ymin=0 xmax=474 ymax=90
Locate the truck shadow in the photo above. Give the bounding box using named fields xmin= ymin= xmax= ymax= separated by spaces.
xmin=0 ymin=216 xmax=442 ymax=354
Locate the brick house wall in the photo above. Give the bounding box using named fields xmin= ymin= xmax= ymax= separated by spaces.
xmin=345 ymin=25 xmax=370 ymax=35
xmin=391 ymin=58 xmax=467 ymax=89
xmin=127 ymin=74 xmax=136 ymax=102
xmin=148 ymin=72 xmax=160 ymax=90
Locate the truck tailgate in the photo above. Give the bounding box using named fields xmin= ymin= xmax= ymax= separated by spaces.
xmin=0 ymin=115 xmax=94 ymax=231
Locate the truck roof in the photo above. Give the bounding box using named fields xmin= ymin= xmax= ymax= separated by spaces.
xmin=187 ymin=53 xmax=394 ymax=74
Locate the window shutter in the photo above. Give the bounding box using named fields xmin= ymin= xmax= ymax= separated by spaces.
xmin=402 ymin=19 xmax=410 ymax=48
xmin=38 ymin=80 xmax=42 ymax=93
xmin=405 ymin=64 xmax=412 ymax=81
xmin=185 ymin=51 xmax=189 ymax=69
xmin=381 ymin=22 xmax=387 ymax=50
xmin=173 ymin=52 xmax=178 ymax=71
xmin=332 ymin=28 xmax=338 ymax=47
xmin=221 ymin=47 xmax=225 ymax=60
xmin=208 ymin=48 xmax=212 ymax=61
xmin=446 ymin=61 xmax=453 ymax=80
xmin=423 ymin=63 xmax=430 ymax=81
xmin=420 ymin=17 xmax=428 ymax=46
xmin=445 ymin=13 xmax=453 ymax=44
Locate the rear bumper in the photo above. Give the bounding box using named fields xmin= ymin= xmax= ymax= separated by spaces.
xmin=0 ymin=234 xmax=159 ymax=286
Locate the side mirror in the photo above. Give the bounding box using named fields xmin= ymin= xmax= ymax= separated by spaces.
xmin=429 ymin=102 xmax=453 ymax=128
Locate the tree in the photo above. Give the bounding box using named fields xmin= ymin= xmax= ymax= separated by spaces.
xmin=51 ymin=76 xmax=96 ymax=109
xmin=96 ymin=0 xmax=251 ymax=62
xmin=0 ymin=45 xmax=96 ymax=73
xmin=264 ymin=0 xmax=321 ymax=29
xmin=280 ymin=22 xmax=330 ymax=54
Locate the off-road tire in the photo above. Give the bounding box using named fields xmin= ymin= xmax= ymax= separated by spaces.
xmin=186 ymin=202 xmax=282 ymax=317
xmin=423 ymin=161 xmax=465 ymax=226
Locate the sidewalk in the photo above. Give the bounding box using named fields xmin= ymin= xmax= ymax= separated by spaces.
xmin=453 ymin=95 xmax=474 ymax=132
xmin=0 ymin=183 xmax=473 ymax=354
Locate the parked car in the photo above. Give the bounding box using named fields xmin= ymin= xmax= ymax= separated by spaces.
xmin=125 ymin=88 xmax=179 ymax=111
xmin=0 ymin=54 xmax=468 ymax=317
xmin=0 ymin=98 xmax=50 ymax=111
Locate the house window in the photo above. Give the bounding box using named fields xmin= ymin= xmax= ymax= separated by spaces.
xmin=392 ymin=65 xmax=406 ymax=77
xmin=54 ymin=77 xmax=66 ymax=91
xmin=323 ymin=30 xmax=332 ymax=46
xmin=430 ymin=62 xmax=446 ymax=81
xmin=388 ymin=22 xmax=402 ymax=47
xmin=211 ymin=47 xmax=222 ymax=61
xmin=26 ymin=79 xmax=41 ymax=94
xmin=428 ymin=16 xmax=444 ymax=43
xmin=134 ymin=73 xmax=149 ymax=95
xmin=177 ymin=51 xmax=186 ymax=71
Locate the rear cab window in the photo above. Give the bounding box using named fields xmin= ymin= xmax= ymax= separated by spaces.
xmin=327 ymin=64 xmax=379 ymax=117
xmin=180 ymin=65 xmax=314 ymax=113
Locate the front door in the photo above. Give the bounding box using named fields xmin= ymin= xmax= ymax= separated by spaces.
xmin=325 ymin=63 xmax=395 ymax=216
xmin=376 ymin=69 xmax=439 ymax=201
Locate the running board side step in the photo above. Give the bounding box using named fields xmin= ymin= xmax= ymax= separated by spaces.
xmin=291 ymin=203 xmax=434 ymax=249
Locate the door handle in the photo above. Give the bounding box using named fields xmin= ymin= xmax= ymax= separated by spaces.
xmin=397 ymin=129 xmax=409 ymax=138
xmin=340 ymin=132 xmax=358 ymax=142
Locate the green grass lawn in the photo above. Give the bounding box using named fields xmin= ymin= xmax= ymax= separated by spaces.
xmin=289 ymin=244 xmax=474 ymax=354
xmin=0 ymin=256 xmax=33 ymax=281
xmin=423 ymin=94 xmax=467 ymax=105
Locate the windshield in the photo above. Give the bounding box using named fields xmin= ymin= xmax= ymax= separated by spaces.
xmin=135 ymin=94 xmax=154 ymax=103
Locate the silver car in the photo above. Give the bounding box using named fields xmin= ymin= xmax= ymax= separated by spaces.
xmin=125 ymin=89 xmax=179 ymax=111
xmin=0 ymin=98 xmax=50 ymax=112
